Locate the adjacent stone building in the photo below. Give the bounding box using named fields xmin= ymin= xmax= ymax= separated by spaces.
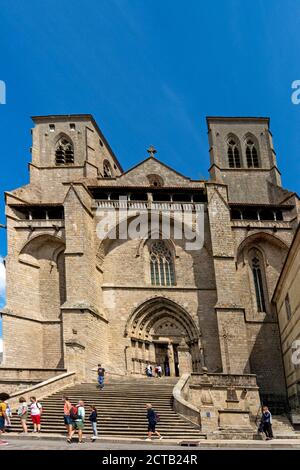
xmin=1 ymin=114 xmax=299 ymax=409
xmin=273 ymin=224 xmax=300 ymax=417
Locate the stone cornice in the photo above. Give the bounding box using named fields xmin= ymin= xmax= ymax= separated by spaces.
xmin=61 ymin=305 xmax=108 ymax=323
xmin=0 ymin=310 xmax=61 ymax=324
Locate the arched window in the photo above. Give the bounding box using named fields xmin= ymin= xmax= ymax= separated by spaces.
xmin=251 ymin=255 xmax=266 ymax=312
xmin=147 ymin=174 xmax=164 ymax=188
xmin=55 ymin=137 xmax=74 ymax=165
xmin=227 ymin=138 xmax=241 ymax=168
xmin=246 ymin=139 xmax=259 ymax=168
xmin=103 ymin=160 xmax=112 ymax=177
xmin=149 ymin=241 xmax=175 ymax=286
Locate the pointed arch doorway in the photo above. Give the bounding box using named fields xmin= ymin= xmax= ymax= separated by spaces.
xmin=125 ymin=297 xmax=202 ymax=377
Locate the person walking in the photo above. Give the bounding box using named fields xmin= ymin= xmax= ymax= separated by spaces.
xmin=63 ymin=396 xmax=72 ymax=435
xmin=145 ymin=403 xmax=163 ymax=441
xmin=17 ymin=397 xmax=28 ymax=434
xmin=260 ymin=406 xmax=274 ymax=440
xmin=0 ymin=397 xmax=8 ymax=437
xmin=68 ymin=400 xmax=85 ymax=443
xmin=29 ymin=396 xmax=43 ymax=433
xmin=157 ymin=365 xmax=162 ymax=378
xmin=97 ymin=364 xmax=106 ymax=389
xmin=89 ymin=405 xmax=98 ymax=441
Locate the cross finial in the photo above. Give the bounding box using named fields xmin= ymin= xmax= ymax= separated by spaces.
xmin=147 ymin=145 xmax=157 ymax=157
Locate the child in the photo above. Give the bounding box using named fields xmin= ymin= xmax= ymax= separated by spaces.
xmin=259 ymin=405 xmax=273 ymax=440
xmin=29 ymin=396 xmax=43 ymax=433
xmin=5 ymin=404 xmax=12 ymax=429
xmin=89 ymin=405 xmax=98 ymax=441
xmin=17 ymin=397 xmax=28 ymax=434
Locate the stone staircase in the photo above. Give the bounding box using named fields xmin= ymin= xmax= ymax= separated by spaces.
xmin=272 ymin=415 xmax=299 ymax=438
xmin=8 ymin=377 xmax=206 ymax=440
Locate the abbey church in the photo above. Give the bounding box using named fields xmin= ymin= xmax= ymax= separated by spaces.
xmin=1 ymin=115 xmax=300 ymax=414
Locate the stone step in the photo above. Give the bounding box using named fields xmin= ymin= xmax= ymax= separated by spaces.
xmin=271 ymin=415 xmax=295 ymax=432
xmin=9 ymin=424 xmax=199 ymax=432
xmin=6 ymin=431 xmax=204 ymax=439
xmin=8 ymin=428 xmax=199 ymax=435
xmin=50 ymin=390 xmax=174 ymax=393
xmin=11 ymin=415 xmax=189 ymax=422
xmin=41 ymin=405 xmax=174 ymax=410
xmin=8 ymin=379 xmax=202 ymax=440
xmin=8 ymin=426 xmax=200 ymax=435
xmin=10 ymin=416 xmax=194 ymax=423
xmin=43 ymin=404 xmax=173 ymax=408
xmin=41 ymin=398 xmax=174 ymax=402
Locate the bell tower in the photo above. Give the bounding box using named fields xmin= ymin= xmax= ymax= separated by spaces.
xmin=206 ymin=117 xmax=282 ymax=204
xmin=29 ymin=114 xmax=122 ymax=201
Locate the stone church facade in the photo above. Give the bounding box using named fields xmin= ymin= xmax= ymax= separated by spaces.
xmin=1 ymin=114 xmax=299 ymax=406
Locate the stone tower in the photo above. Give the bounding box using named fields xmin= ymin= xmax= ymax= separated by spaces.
xmin=206 ymin=117 xmax=299 ymax=404
xmin=207 ymin=117 xmax=281 ymax=203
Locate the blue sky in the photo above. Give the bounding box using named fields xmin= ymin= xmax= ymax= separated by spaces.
xmin=0 ymin=0 xmax=300 ymax=311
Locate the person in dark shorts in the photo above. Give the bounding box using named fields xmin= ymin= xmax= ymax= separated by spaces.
xmin=68 ymin=400 xmax=85 ymax=443
xmin=145 ymin=403 xmax=163 ymax=441
xmin=63 ymin=396 xmax=73 ymax=435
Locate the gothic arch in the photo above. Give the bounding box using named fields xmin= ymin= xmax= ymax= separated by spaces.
xmin=18 ymin=234 xmax=66 ymax=320
xmin=96 ymin=212 xmax=140 ymax=264
xmin=19 ymin=233 xmax=65 ymax=264
xmin=96 ymin=211 xmax=194 ymax=261
xmin=54 ymin=133 xmax=74 ymax=165
xmin=125 ymin=296 xmax=200 ymax=343
xmin=54 ymin=132 xmax=72 ymax=145
xmin=236 ymin=232 xmax=288 ymax=265
xmin=248 ymin=246 xmax=269 ymax=312
xmin=136 ymin=231 xmax=179 ymax=258
xmin=125 ymin=296 xmax=202 ymax=375
xmin=243 ymin=132 xmax=260 ymax=168
xmin=226 ymin=133 xmax=242 ymax=168
xmin=103 ymin=159 xmax=113 ymax=177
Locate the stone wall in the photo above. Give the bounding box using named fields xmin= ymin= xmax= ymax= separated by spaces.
xmin=0 ymin=367 xmax=67 ymax=394
xmin=273 ymin=225 xmax=300 ymax=412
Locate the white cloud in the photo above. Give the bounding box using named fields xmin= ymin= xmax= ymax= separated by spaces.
xmin=0 ymin=256 xmax=6 ymax=305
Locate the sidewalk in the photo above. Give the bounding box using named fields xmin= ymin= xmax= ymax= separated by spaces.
xmin=2 ymin=434 xmax=300 ymax=449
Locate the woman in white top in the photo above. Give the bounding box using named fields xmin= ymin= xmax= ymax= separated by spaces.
xmin=29 ymin=396 xmax=43 ymax=433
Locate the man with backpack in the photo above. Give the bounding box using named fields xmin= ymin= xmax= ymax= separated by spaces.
xmin=68 ymin=400 xmax=85 ymax=443
xmin=145 ymin=403 xmax=163 ymax=441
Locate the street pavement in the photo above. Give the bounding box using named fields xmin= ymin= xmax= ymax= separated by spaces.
xmin=2 ymin=436 xmax=300 ymax=450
